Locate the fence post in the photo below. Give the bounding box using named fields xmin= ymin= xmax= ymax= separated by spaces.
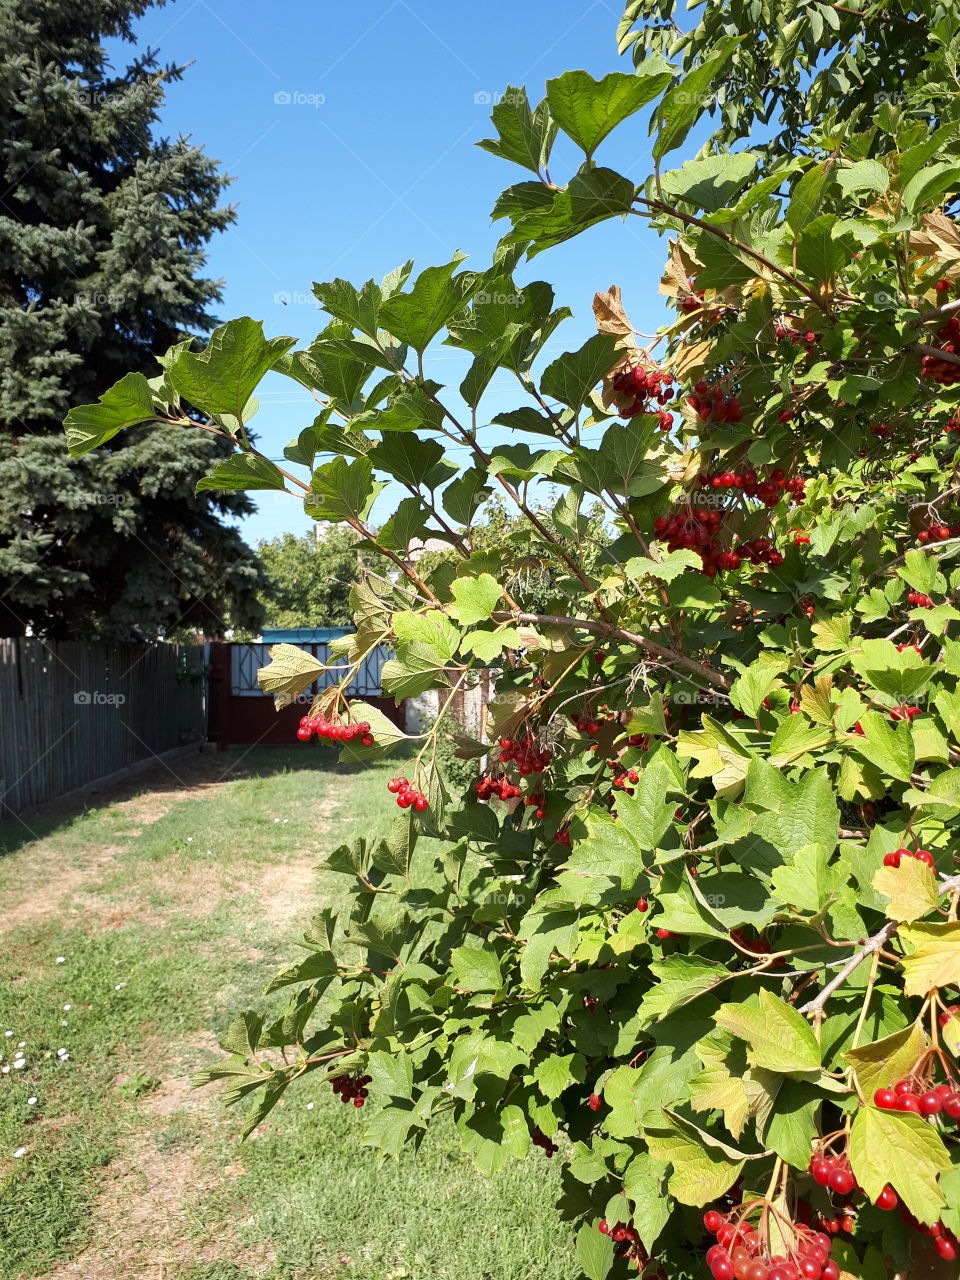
xmin=209 ymin=643 xmax=231 ymax=752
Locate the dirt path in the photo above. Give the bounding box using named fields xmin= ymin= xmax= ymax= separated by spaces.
xmin=5 ymin=761 xmax=341 ymax=1280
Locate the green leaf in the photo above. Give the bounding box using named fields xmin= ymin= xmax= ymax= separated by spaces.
xmin=645 ymin=1112 xmax=745 ymax=1206
xmin=652 ymin=36 xmax=742 ymax=163
xmin=771 ymin=843 xmax=846 ymax=914
xmin=729 ymin=659 xmax=787 ymax=718
xmin=540 ymin=334 xmax=619 ymax=411
xmin=764 ymin=1080 xmax=820 ymax=1170
xmin=379 ymin=255 xmax=482 ymax=353
xmin=848 ymin=1107 xmax=950 ymax=1224
xmin=534 ymin=1052 xmax=585 ymax=1100
xmin=460 ymin=628 xmax=522 ymax=662
xmin=367 ymin=1049 xmax=413 ymax=1099
xmin=476 ymin=86 xmax=557 ymax=174
xmin=256 ymin=643 xmax=327 ymax=709
xmin=715 ymin=991 xmax=821 ymax=1076
xmin=305 ymin=456 xmax=387 ymax=523
xmin=836 ymin=159 xmax=889 ymax=197
xmin=786 ymin=160 xmax=833 ymax=234
xmin=622 ymin=1153 xmax=670 ymax=1251
xmin=851 ymin=712 xmax=915 ymax=783
xmin=195 ymin=453 xmax=287 ymax=494
xmin=546 ymin=69 xmax=671 ymax=158
xmin=64 ymin=372 xmax=158 ymax=455
xmin=168 ymin=318 xmax=296 ymax=423
xmin=576 ymin=1223 xmax=614 ymax=1280
xmin=448 ymin=573 xmax=504 ymax=625
xmin=637 ymin=955 xmax=729 ymax=1023
xmin=450 ymin=944 xmax=503 ymax=993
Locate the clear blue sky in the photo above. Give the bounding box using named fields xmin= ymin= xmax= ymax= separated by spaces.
xmin=127 ymin=0 xmax=673 ymax=544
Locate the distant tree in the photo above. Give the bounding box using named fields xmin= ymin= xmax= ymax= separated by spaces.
xmin=0 ymin=0 xmax=264 ymax=638
xmin=258 ymin=529 xmax=374 ymax=629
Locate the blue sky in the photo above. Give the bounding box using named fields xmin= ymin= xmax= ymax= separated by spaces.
xmin=127 ymin=0 xmax=674 ymax=544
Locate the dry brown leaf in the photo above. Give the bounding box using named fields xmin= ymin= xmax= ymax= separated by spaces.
xmin=909 ymin=211 xmax=960 ymax=267
xmin=660 ymin=238 xmax=701 ymax=299
xmin=593 ymin=285 xmax=636 ymax=338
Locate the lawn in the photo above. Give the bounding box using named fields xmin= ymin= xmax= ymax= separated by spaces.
xmin=0 ymin=748 xmax=576 ymax=1280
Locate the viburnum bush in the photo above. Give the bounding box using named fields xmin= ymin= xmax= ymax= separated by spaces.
xmin=64 ymin=3 xmax=960 ymax=1277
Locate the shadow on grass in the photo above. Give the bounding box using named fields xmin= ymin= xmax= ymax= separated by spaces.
xmin=0 ymin=743 xmax=415 ymax=859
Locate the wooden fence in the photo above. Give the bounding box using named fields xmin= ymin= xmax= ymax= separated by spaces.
xmin=0 ymin=639 xmax=206 ymax=817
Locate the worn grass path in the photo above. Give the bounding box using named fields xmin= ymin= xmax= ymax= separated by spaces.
xmin=0 ymin=749 xmax=575 ymax=1280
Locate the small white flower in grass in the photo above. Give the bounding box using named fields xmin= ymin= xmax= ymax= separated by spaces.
xmin=2 ymin=1066 xmax=9 ymax=1074
xmin=114 ymin=983 xmax=125 ymax=991
xmin=12 ymin=1060 xmax=26 ymax=1069
xmin=274 ymin=817 xmax=281 ymax=823
xmin=283 ymin=819 xmax=289 ymax=824
xmin=17 ymin=1041 xmax=25 ymax=1048
xmin=12 ymin=1147 xmax=26 ymax=1159
xmin=56 ymin=957 xmax=65 ymax=964
xmin=27 ymin=1097 xmax=37 ymax=1106
xmin=56 ymin=1048 xmax=69 ymax=1060
xmin=60 ymin=1020 xmax=68 ymax=1027
xmin=63 ymin=1005 xmax=71 ymax=1011
xmin=3 ymin=1031 xmax=12 ymax=1037
xmin=186 ymin=837 xmax=193 ymax=842
xmin=306 ymin=1101 xmax=315 ymax=1110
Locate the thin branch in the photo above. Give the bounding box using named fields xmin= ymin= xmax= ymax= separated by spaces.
xmin=491 ymin=609 xmax=730 ymax=691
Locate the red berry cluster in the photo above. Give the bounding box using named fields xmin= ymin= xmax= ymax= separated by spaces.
xmin=890 ymin=703 xmax=922 ymax=722
xmin=688 ymin=380 xmax=743 ymax=424
xmin=882 ymin=845 xmax=934 ymax=868
xmin=703 ymin=1209 xmax=838 ymax=1280
xmin=297 ymin=714 xmax=374 ymax=746
xmin=531 ymin=1126 xmax=557 ymax=1157
xmin=598 ymin=1217 xmax=648 ymax=1268
xmin=874 ymin=1078 xmax=960 ymax=1119
xmin=730 ymin=928 xmax=771 ymax=955
xmin=917 ymin=520 xmax=959 ymax=543
xmin=330 ymin=1072 xmax=371 ymax=1107
xmin=920 ymin=313 xmax=960 ymax=385
xmin=698 ymin=467 xmax=806 ymax=507
xmin=475 ymin=773 xmax=522 ymax=802
xmin=774 ymin=320 xmax=818 ymax=347
xmin=680 ymin=273 xmax=711 ymax=313
xmin=497 ymin=733 xmax=552 ymax=773
xmin=386 ymin=776 xmax=428 ymax=810
xmin=906 ymin=590 xmax=934 ymax=607
xmin=652 ymin=509 xmax=786 ymax=578
xmin=809 ymin=1150 xmax=859 ymax=1198
xmin=815 ymin=1113 xmax=958 ymax=1260
xmin=611 ymin=363 xmax=675 ymax=419
xmin=943 ymin=415 xmax=960 ymax=435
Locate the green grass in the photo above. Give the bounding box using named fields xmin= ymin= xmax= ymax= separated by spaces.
xmin=0 ymin=749 xmax=576 ymax=1280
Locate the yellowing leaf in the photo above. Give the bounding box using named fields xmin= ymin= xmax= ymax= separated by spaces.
xmin=900 ymin=922 xmax=960 ymax=997
xmin=844 ymin=1023 xmax=927 ymax=1096
xmin=848 ymin=1107 xmax=950 ymax=1224
xmin=873 ymin=859 xmax=939 ymax=922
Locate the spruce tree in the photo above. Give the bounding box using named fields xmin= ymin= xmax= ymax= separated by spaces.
xmin=0 ymin=0 xmax=264 ymax=638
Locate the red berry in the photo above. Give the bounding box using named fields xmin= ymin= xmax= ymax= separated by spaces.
xmin=919 ymin=1090 xmax=943 ymax=1116
xmin=876 ymin=1185 xmax=898 ymax=1210
xmin=828 ymin=1167 xmax=855 ymax=1195
xmin=704 ymin=1210 xmax=724 ymax=1234
xmin=587 ymin=1093 xmax=602 ymax=1111
xmin=874 ymin=1087 xmax=897 ymax=1109
xmin=897 ymin=1093 xmax=922 ymax=1113
xmin=636 ymin=897 xmax=649 ymax=912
